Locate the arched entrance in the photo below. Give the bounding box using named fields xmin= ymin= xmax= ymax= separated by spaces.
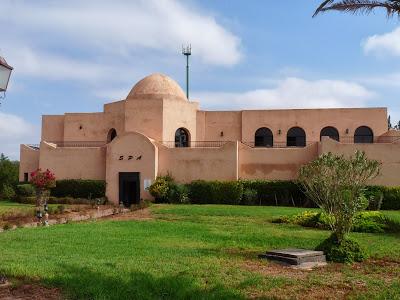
xmin=175 ymin=128 xmax=190 ymax=147
xmin=320 ymin=126 xmax=339 ymax=142
xmin=254 ymin=127 xmax=273 ymax=147
xmin=354 ymin=126 xmax=373 ymax=143
xmin=287 ymin=127 xmax=306 ymax=147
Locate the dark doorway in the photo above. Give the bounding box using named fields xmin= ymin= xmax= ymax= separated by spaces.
xmin=119 ymin=172 xmax=140 ymax=207
xmin=175 ymin=128 xmax=190 ymax=147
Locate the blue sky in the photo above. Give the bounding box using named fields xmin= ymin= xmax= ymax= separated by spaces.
xmin=1 ymin=0 xmax=400 ymax=159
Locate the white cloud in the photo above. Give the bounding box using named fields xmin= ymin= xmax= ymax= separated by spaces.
xmin=194 ymin=77 xmax=374 ymax=110
xmin=364 ymin=27 xmax=400 ymax=57
xmin=0 ymin=112 xmax=39 ymax=159
xmin=0 ymin=0 xmax=241 ymax=67
xmin=358 ymin=72 xmax=400 ymax=88
xmin=6 ymin=47 xmax=139 ymax=84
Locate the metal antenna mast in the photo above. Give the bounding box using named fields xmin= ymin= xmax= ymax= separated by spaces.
xmin=182 ymin=44 xmax=191 ymax=99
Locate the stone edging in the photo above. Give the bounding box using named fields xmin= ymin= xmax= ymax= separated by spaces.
xmin=0 ymin=207 xmax=130 ymax=233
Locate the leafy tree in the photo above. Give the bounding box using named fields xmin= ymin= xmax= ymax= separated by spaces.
xmin=0 ymin=153 xmax=19 ymax=199
xmin=314 ymin=0 xmax=400 ymax=17
xmin=298 ymin=151 xmax=380 ymax=244
xmin=388 ymin=115 xmax=392 ymax=130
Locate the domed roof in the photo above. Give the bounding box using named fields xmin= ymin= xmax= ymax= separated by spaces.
xmin=127 ymin=73 xmax=187 ymax=101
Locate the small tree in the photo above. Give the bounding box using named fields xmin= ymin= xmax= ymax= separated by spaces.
xmin=30 ymin=169 xmax=56 ymax=207
xmin=298 ymin=151 xmax=380 ymax=244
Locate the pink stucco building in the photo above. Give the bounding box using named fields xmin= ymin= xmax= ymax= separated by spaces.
xmin=20 ymin=73 xmax=400 ymax=205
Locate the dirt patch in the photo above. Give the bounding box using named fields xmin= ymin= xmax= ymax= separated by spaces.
xmin=101 ymin=207 xmax=153 ymax=221
xmin=0 ymin=282 xmax=61 ymax=300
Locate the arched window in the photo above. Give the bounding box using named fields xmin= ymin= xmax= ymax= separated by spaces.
xmin=354 ymin=126 xmax=373 ymax=143
xmin=175 ymin=128 xmax=190 ymax=147
xmin=107 ymin=128 xmax=117 ymax=143
xmin=287 ymin=127 xmax=306 ymax=147
xmin=255 ymin=127 xmax=273 ymax=147
xmin=320 ymin=126 xmax=339 ymax=142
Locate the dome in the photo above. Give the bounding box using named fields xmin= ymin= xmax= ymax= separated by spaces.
xmin=127 ymin=73 xmax=187 ymax=101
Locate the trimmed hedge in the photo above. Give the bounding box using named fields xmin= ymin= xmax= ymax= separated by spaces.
xmin=240 ymin=180 xmax=310 ymax=207
xmin=188 ymin=180 xmax=243 ymax=205
xmin=366 ymin=186 xmax=400 ymax=210
xmin=50 ymin=179 xmax=106 ymax=199
xmin=181 ymin=180 xmax=400 ymax=209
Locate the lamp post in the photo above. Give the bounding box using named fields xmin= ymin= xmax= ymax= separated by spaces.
xmin=0 ymin=56 xmax=13 ymax=101
xmin=182 ymin=44 xmax=191 ymax=100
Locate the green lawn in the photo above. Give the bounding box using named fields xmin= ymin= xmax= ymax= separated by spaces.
xmin=0 ymin=204 xmax=399 ymax=299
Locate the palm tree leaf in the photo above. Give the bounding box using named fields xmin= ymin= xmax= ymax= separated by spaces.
xmin=313 ymin=0 xmax=400 ymax=17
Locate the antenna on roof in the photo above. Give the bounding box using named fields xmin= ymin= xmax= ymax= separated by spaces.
xmin=182 ymin=44 xmax=191 ymax=99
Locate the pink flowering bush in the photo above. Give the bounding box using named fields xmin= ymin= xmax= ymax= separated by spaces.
xmin=30 ymin=169 xmax=56 ymax=190
xmin=30 ymin=169 xmax=56 ymax=207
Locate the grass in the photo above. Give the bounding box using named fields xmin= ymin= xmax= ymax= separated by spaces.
xmin=0 ymin=200 xmax=65 ymax=217
xmin=0 ymin=200 xmax=38 ymax=215
xmin=0 ymin=204 xmax=399 ymax=299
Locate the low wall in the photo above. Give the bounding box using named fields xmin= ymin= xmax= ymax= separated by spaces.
xmin=238 ymin=143 xmax=319 ymax=180
xmin=320 ymin=138 xmax=400 ymax=186
xmin=158 ymin=142 xmax=238 ymax=182
xmin=39 ymin=142 xmax=106 ymax=180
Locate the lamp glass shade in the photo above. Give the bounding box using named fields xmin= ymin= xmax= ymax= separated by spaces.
xmin=0 ymin=58 xmax=13 ymax=92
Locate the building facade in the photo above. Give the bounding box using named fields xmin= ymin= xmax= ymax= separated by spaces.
xmin=20 ymin=73 xmax=400 ymax=205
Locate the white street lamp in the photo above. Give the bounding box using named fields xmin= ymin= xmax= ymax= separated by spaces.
xmin=0 ymin=56 xmax=13 ymax=93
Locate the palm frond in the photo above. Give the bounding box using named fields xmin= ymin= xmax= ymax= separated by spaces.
xmin=313 ymin=0 xmax=400 ymax=17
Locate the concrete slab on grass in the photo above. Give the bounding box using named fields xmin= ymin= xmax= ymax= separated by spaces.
xmin=259 ymin=248 xmax=327 ymax=268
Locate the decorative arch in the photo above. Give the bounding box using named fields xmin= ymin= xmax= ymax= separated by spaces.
xmin=107 ymin=128 xmax=117 ymax=143
xmin=354 ymin=126 xmax=374 ymax=143
xmin=287 ymin=127 xmax=306 ymax=147
xmin=320 ymin=126 xmax=339 ymax=142
xmin=254 ymin=127 xmax=273 ymax=147
xmin=175 ymin=128 xmax=190 ymax=147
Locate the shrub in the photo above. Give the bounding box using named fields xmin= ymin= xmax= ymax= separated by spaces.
xmin=273 ymin=210 xmax=400 ymax=234
xmin=352 ymin=211 xmax=387 ymax=233
xmin=51 ymin=180 xmax=106 ymax=198
xmin=298 ymin=151 xmax=380 ymax=244
xmin=241 ymin=188 xmax=258 ymax=205
xmin=381 ymin=187 xmax=400 ymax=210
xmin=169 ymin=184 xmax=190 ymax=204
xmin=147 ymin=176 xmax=173 ymax=203
xmin=0 ymin=184 xmax=15 ymax=200
xmin=316 ymin=234 xmax=367 ymax=263
xmin=241 ymin=180 xmax=309 ymax=207
xmin=188 ymin=180 xmax=243 ymax=205
xmin=15 ymin=184 xmax=36 ymax=197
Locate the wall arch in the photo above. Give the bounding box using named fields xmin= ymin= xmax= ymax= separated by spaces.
xmin=254 ymin=127 xmax=273 ymax=147
xmin=320 ymin=126 xmax=339 ymax=142
xmin=175 ymin=128 xmax=190 ymax=147
xmin=107 ymin=128 xmax=117 ymax=143
xmin=287 ymin=127 xmax=306 ymax=147
xmin=354 ymin=126 xmax=374 ymax=143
